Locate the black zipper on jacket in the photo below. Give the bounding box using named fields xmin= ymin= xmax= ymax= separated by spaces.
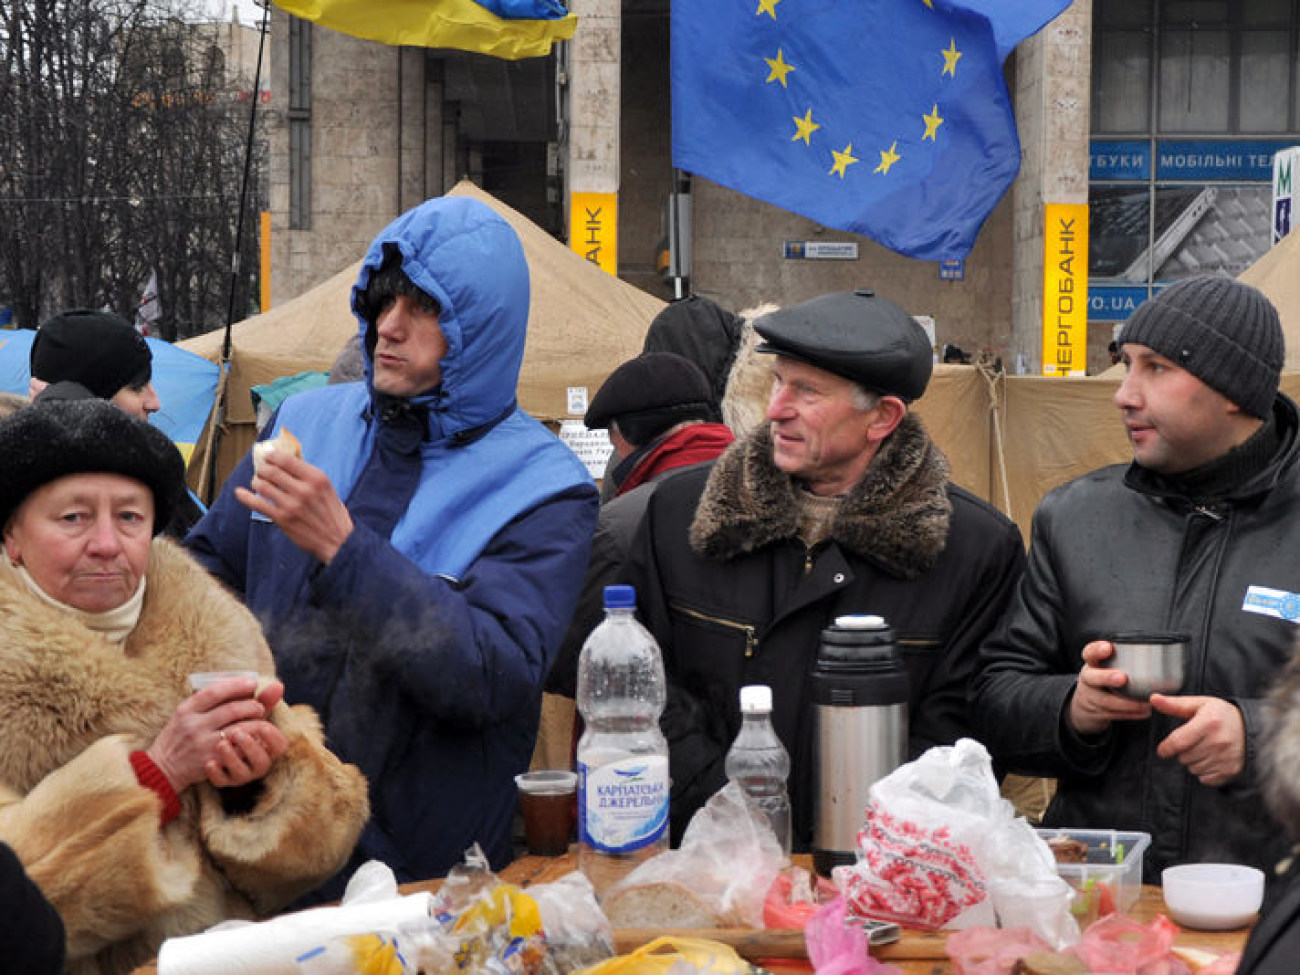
xmin=672 ymin=603 xmax=760 ymax=657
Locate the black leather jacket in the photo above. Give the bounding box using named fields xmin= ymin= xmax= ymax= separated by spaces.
xmin=973 ymin=394 xmax=1300 ymax=878
xmin=625 ymin=417 xmax=1025 ymax=846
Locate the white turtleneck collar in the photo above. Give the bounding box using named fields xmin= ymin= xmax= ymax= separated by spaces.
xmin=4 ymin=558 xmax=146 ymax=645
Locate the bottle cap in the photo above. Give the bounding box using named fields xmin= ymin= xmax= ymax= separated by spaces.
xmin=739 ymin=684 xmax=773 ymax=712
xmin=603 ymin=584 xmax=636 ymax=610
xmin=834 ymin=614 xmax=886 ymax=629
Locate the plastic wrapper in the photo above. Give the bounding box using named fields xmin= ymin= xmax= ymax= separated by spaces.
xmin=605 ymin=781 xmax=787 ymax=927
xmin=763 ymin=867 xmax=840 ymax=929
xmin=1074 ymin=913 xmax=1179 ymax=974
xmin=805 ymin=897 xmax=902 ymax=975
xmin=572 ymin=936 xmax=757 ymax=975
xmin=945 ymin=927 xmax=1052 ymax=975
xmin=297 ymin=847 xmax=615 ymax=975
xmin=835 ymin=739 xmax=1078 ymax=948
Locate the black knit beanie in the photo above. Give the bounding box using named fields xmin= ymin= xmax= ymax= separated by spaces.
xmin=29 ymin=308 xmax=152 ymax=401
xmin=0 ymin=399 xmax=183 ymax=534
xmin=1119 ymin=276 xmax=1283 ymax=419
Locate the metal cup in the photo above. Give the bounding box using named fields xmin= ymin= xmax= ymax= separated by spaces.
xmin=1106 ymin=632 xmax=1188 ymax=700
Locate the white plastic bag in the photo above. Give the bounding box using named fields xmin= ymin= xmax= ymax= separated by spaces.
xmin=605 ymin=781 xmax=787 ymax=927
xmin=835 ymin=739 xmax=1078 ymax=948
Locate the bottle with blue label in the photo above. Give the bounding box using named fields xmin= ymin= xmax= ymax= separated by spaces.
xmin=576 ymin=584 xmax=670 ymax=899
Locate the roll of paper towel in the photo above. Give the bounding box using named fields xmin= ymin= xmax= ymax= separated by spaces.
xmin=158 ymin=892 xmax=433 ymax=974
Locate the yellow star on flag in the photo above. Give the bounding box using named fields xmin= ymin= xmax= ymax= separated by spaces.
xmin=875 ymin=141 xmax=901 ymax=174
xmin=756 ymin=0 xmax=781 ymax=19
xmin=791 ymin=108 xmax=820 ymax=146
xmin=765 ymin=49 xmax=795 ymax=87
xmin=829 ymin=144 xmax=859 ymax=178
xmin=922 ymin=0 xmax=933 ymax=6
xmin=922 ymin=104 xmax=944 ymax=140
xmin=941 ymin=38 xmax=962 ymax=76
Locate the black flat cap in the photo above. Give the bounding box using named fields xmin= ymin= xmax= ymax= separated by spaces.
xmin=30 ymin=308 xmax=153 ymax=401
xmin=755 ymin=289 xmax=933 ymax=402
xmin=0 ymin=399 xmax=184 ymax=534
xmin=585 ymin=352 xmax=716 ymax=429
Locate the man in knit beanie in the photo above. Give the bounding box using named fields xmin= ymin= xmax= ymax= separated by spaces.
xmin=975 ymin=275 xmax=1299 ymax=880
xmin=28 ymin=308 xmax=160 ymax=421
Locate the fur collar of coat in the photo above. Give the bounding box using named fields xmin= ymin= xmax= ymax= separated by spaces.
xmin=689 ymin=413 xmax=952 ymax=579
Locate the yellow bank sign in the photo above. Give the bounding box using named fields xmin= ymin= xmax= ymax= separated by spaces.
xmin=570 ymin=192 xmax=618 ymax=275
xmin=1041 ymin=203 xmax=1089 ymax=377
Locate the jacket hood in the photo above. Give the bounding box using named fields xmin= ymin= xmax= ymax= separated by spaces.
xmin=351 ymin=196 xmax=529 ymax=438
xmin=690 ymin=412 xmax=952 ymax=578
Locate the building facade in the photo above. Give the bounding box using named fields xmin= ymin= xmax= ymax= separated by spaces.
xmin=261 ymin=0 xmax=1298 ymax=374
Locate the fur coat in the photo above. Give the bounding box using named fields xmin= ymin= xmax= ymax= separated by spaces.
xmin=0 ymin=540 xmax=369 ymax=975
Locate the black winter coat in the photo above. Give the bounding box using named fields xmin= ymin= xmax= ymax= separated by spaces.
xmin=972 ymin=394 xmax=1300 ymax=879
xmin=624 ymin=415 xmax=1025 ymax=846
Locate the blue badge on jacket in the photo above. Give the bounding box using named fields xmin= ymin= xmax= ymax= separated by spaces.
xmin=1243 ymin=585 xmax=1300 ymax=622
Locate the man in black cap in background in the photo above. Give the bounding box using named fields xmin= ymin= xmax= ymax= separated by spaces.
xmin=622 ymin=288 xmax=1025 ymax=844
xmin=973 ymin=275 xmax=1300 ymax=879
xmin=27 ymin=307 xmax=204 ymax=536
xmin=546 ymin=351 xmax=734 ymax=696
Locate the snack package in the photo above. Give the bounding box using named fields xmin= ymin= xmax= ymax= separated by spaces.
xmin=603 ymin=781 xmax=787 ymax=928
xmin=573 ymin=936 xmax=756 ymax=975
xmin=835 ymin=739 xmax=1078 ymax=948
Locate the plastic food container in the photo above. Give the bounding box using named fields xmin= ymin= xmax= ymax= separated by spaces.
xmin=1035 ymin=827 xmax=1151 ymax=924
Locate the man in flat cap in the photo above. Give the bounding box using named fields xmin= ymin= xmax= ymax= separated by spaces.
xmin=546 ymin=352 xmax=734 ymax=697
xmin=622 ymin=288 xmax=1025 ymax=844
xmin=973 ymin=276 xmax=1300 ymax=880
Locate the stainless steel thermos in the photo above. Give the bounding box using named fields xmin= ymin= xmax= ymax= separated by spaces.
xmin=811 ymin=614 xmax=909 ymax=875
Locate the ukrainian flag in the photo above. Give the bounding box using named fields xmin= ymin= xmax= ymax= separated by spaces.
xmin=273 ymin=0 xmax=576 ymax=59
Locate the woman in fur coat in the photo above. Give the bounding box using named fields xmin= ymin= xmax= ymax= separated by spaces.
xmin=0 ymin=398 xmax=369 ymax=975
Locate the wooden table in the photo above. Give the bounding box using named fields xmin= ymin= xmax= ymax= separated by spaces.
xmin=133 ymin=853 xmax=1253 ymax=974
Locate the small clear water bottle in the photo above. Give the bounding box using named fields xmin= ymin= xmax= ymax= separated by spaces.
xmin=576 ymin=584 xmax=670 ymax=899
xmin=725 ymin=684 xmax=792 ymax=856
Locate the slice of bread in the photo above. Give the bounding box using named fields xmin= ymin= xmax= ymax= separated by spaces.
xmin=252 ymin=427 xmax=302 ymax=474
xmin=603 ymin=882 xmax=721 ymax=929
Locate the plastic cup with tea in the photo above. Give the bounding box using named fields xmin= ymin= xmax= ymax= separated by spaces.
xmin=515 ymin=770 xmax=577 ymax=856
xmin=188 ymin=670 xmax=260 ymax=694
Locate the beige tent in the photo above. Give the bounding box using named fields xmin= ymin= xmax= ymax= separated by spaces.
xmin=180 ymin=181 xmax=662 ymax=494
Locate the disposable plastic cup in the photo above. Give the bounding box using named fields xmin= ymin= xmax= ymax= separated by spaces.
xmin=515 ymin=770 xmax=577 ymax=856
xmin=188 ymin=670 xmax=259 ymax=694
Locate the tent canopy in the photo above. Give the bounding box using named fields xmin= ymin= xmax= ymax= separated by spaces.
xmin=180 ymin=181 xmax=663 ymax=492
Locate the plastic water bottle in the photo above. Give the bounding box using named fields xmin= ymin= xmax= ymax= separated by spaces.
xmin=725 ymin=684 xmax=793 ymax=856
xmin=576 ymin=584 xmax=670 ymax=899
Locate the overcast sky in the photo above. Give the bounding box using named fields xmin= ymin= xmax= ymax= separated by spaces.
xmin=204 ymin=0 xmax=269 ymax=26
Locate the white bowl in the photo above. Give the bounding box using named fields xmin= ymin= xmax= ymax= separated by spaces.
xmin=1161 ymin=863 xmax=1264 ymax=930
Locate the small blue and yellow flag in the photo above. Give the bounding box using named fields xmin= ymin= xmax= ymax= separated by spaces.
xmin=273 ymin=0 xmax=576 ymax=59
xmin=671 ymin=0 xmax=1072 ymax=261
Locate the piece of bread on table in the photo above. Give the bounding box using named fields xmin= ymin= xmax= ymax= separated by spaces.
xmin=603 ymin=882 xmax=721 ymax=929
xmin=252 ymin=427 xmax=302 ymax=475
xmin=1011 ymin=952 xmax=1088 ymax=975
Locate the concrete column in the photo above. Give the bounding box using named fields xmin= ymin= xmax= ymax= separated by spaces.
xmin=565 ymin=0 xmax=621 ymax=196
xmin=1010 ymin=0 xmax=1093 ymax=372
xmin=398 ymin=47 xmax=427 ymax=212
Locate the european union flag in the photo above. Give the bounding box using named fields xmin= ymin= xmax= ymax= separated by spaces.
xmin=671 ymin=0 xmax=1071 ymax=260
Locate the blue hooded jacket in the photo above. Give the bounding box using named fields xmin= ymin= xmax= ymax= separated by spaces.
xmin=186 ymin=197 xmax=597 ymax=897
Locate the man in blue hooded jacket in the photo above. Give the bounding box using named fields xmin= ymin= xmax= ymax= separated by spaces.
xmin=186 ymin=196 xmax=599 ymax=897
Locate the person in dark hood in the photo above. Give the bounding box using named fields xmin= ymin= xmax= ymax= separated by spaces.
xmin=621 ymin=289 xmax=1025 ymax=844
xmin=185 ymin=196 xmax=599 ymax=898
xmin=28 ymin=307 xmax=206 ymax=538
xmin=642 ymin=295 xmax=745 ymax=407
xmin=973 ymin=276 xmax=1298 ymax=881
xmin=547 ymin=352 xmax=734 ymax=697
